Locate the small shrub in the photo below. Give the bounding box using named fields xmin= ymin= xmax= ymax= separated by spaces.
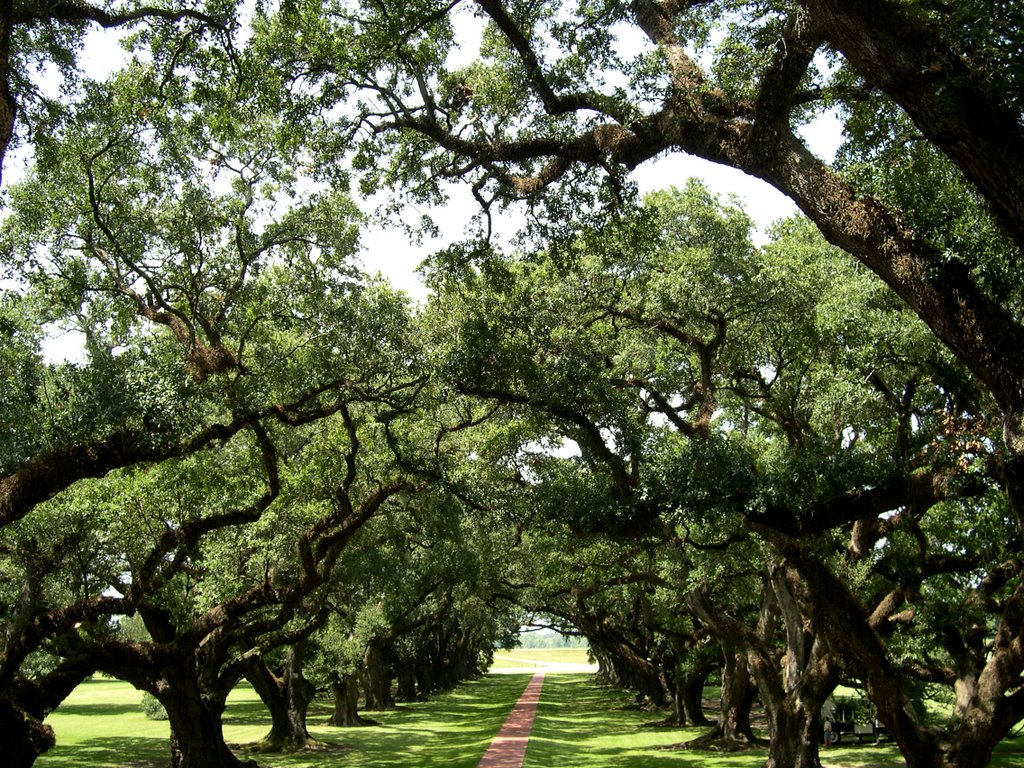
xmin=141 ymin=691 xmax=168 ymax=720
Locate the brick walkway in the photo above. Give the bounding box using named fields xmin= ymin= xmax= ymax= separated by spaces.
xmin=476 ymin=671 xmax=546 ymax=768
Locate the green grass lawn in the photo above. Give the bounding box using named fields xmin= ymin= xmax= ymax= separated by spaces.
xmin=524 ymin=675 xmax=1024 ymax=768
xmin=39 ymin=674 xmax=529 ymax=768
xmin=521 ymin=674 xmax=904 ymax=768
xmin=35 ymin=672 xmax=1024 ymax=767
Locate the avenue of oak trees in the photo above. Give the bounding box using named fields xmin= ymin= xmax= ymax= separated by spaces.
xmin=1 ymin=2 xmax=1023 ymax=768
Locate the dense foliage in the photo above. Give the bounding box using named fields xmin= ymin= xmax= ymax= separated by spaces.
xmin=1 ymin=3 xmax=1022 ymax=768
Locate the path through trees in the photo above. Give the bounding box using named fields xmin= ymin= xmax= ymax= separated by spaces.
xmin=476 ymin=672 xmax=545 ymax=768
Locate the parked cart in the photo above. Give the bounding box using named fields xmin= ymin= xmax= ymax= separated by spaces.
xmin=823 ymin=695 xmax=889 ymax=745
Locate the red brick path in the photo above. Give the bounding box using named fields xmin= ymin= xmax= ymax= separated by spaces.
xmin=476 ymin=671 xmax=546 ymax=768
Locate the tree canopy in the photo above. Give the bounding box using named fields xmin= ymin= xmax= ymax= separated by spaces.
xmin=1 ymin=3 xmax=1023 ymax=768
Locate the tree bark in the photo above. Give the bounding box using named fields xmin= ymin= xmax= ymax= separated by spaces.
xmin=762 ymin=698 xmax=827 ymax=768
xmin=0 ymin=699 xmax=54 ymax=768
xmin=362 ymin=640 xmax=394 ymax=711
xmin=802 ymin=0 xmax=1024 ymax=252
xmin=328 ymin=673 xmax=373 ymax=727
xmin=0 ymin=657 xmax=96 ymax=768
xmin=245 ymin=644 xmax=316 ymax=752
xmin=680 ymin=651 xmax=716 ymax=726
xmin=687 ymin=571 xmax=835 ymax=766
xmin=159 ymin=681 xmax=250 ymax=768
xmin=147 ymin=660 xmax=252 ymax=768
xmin=586 ymin=626 xmax=666 ymax=707
xmin=0 ymin=0 xmax=15 ymax=187
xmin=716 ymin=649 xmax=757 ymax=741
xmin=754 ymin=564 xmax=836 ymax=768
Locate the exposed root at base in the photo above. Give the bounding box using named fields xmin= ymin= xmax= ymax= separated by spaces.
xmin=657 ymin=732 xmax=763 ymax=752
xmin=237 ymin=738 xmax=343 ymax=756
xmin=640 ymin=716 xmax=685 ymax=728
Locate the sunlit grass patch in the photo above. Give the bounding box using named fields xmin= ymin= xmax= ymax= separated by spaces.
xmin=36 ymin=672 xmax=1024 ymax=768
xmin=490 ymin=647 xmax=593 ymax=667
xmin=524 ymin=674 xmax=759 ymax=768
xmin=521 ymin=675 xmax=922 ymax=768
xmin=39 ymin=674 xmax=531 ymax=768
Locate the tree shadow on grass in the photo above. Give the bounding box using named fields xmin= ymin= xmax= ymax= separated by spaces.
xmin=222 ymin=697 xmax=273 ymax=727
xmin=523 ymin=676 xmax=929 ymax=768
xmin=41 ymin=672 xmax=541 ymax=768
xmin=52 ymin=701 xmax=147 ymax=718
xmin=294 ymin=675 xmax=534 ymax=768
xmin=40 ymin=736 xmax=169 ymax=768
xmin=991 ymin=735 xmax=1024 ymax=768
xmin=525 ymin=675 xmax=762 ymax=768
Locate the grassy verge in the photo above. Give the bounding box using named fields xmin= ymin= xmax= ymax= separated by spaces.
xmin=35 ymin=672 xmax=1024 ymax=767
xmin=523 ymin=674 xmax=1024 ymax=768
xmin=38 ymin=673 xmax=531 ymax=768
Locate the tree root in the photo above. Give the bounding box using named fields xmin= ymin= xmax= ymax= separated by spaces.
xmin=640 ymin=715 xmax=685 ymax=728
xmin=657 ymin=728 xmax=764 ymax=752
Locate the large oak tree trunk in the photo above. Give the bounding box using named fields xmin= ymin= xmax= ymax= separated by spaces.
xmin=162 ymin=693 xmax=247 ymax=768
xmin=155 ymin=666 xmax=250 ymax=768
xmin=362 ymin=641 xmax=394 ymax=711
xmin=328 ymin=673 xmax=373 ymax=727
xmin=762 ymin=698 xmax=826 ymax=768
xmin=680 ymin=651 xmax=716 ymax=726
xmin=687 ymin=565 xmax=836 ymax=765
xmin=246 ymin=644 xmax=316 ymax=752
xmin=719 ymin=650 xmax=757 ymax=741
xmin=678 ymin=645 xmax=758 ymax=749
xmin=0 ymin=659 xmax=96 ymax=768
xmin=0 ymin=699 xmax=54 ymax=768
xmin=753 ymin=564 xmax=837 ymax=768
xmin=775 ymin=541 xmax=1024 ymax=768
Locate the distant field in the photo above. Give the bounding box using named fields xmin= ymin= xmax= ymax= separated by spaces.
xmin=490 ymin=647 xmax=594 ymax=668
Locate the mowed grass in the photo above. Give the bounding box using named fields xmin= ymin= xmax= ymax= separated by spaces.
xmin=38 ymin=673 xmax=529 ymax=768
xmin=524 ymin=675 xmax=1024 ymax=768
xmin=36 ymin=671 xmax=1024 ymax=768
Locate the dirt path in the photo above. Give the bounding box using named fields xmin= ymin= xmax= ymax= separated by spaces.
xmin=476 ymin=671 xmax=545 ymax=768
